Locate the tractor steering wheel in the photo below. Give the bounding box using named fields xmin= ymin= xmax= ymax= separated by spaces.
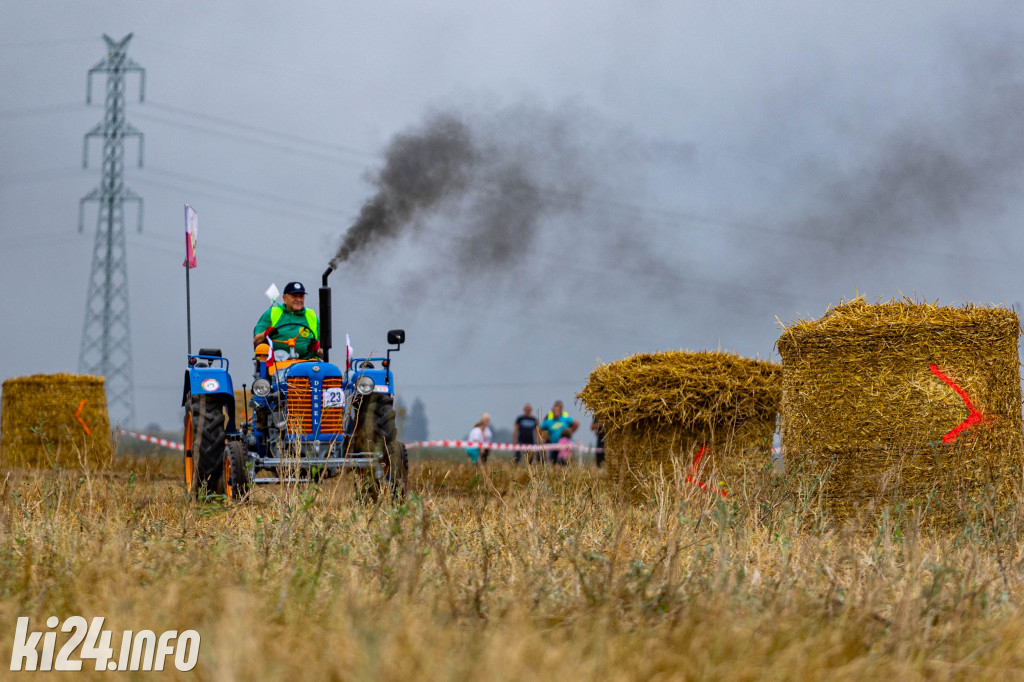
xmin=271 ymin=323 xmax=316 ymax=359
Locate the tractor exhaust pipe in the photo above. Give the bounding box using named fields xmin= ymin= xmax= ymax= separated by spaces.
xmin=319 ymin=266 xmax=333 ymax=363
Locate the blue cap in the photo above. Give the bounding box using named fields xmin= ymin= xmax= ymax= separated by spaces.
xmin=283 ymin=281 xmax=307 ymax=295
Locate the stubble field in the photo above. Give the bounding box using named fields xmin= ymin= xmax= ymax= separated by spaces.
xmin=3 ymin=450 xmax=1024 ymax=680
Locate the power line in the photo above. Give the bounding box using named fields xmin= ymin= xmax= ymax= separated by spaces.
xmin=0 ymin=166 xmax=84 ymax=185
xmin=129 ymin=174 xmax=346 ymax=228
xmin=4 ymin=156 xmax=1015 ymax=281
xmin=131 ymin=108 xmax=373 ymax=168
xmin=146 ymin=100 xmax=377 ymax=161
xmin=42 ymin=99 xmax=1020 ymax=276
xmin=4 ymin=34 xmax=1010 ymax=278
xmin=145 ymin=166 xmax=348 ymax=217
xmin=0 ymin=37 xmax=96 ymax=49
xmin=129 ymin=231 xmax=319 ymax=276
xmin=141 ymin=38 xmax=375 ymax=108
xmin=0 ymin=103 xmax=84 ymax=119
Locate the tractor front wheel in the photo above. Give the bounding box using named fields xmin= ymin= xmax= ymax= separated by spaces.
xmin=223 ymin=440 xmax=250 ymax=504
xmin=384 ymin=441 xmax=409 ymax=498
xmin=370 ymin=395 xmax=407 ymax=499
xmin=351 ymin=394 xmax=408 ymax=500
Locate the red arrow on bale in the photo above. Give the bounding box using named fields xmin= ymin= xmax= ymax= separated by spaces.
xmin=74 ymin=399 xmax=91 ymax=435
xmin=929 ymin=364 xmax=984 ymax=444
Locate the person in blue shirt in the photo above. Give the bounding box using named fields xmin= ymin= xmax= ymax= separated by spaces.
xmin=540 ymin=400 xmax=578 ymax=464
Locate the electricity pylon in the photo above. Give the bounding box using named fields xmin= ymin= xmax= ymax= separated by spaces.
xmin=79 ymin=33 xmax=145 ymax=427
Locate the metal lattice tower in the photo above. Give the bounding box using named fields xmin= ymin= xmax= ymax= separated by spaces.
xmin=79 ymin=33 xmax=145 ymax=427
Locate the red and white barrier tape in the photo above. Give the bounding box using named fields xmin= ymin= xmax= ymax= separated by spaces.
xmin=406 ymin=440 xmax=603 ymax=453
xmin=122 ymin=431 xmax=185 ymax=451
xmin=119 ymin=432 xmax=780 ymax=457
xmin=407 ymin=441 xmax=784 ymax=455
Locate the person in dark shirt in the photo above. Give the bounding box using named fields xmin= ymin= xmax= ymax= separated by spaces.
xmin=512 ymin=403 xmax=541 ymax=464
xmin=591 ymin=420 xmax=606 ymax=468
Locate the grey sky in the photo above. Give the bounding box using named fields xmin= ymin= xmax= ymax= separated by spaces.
xmin=2 ymin=1 xmax=1023 ymax=443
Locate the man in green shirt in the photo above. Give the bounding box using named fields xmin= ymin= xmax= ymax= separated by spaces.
xmin=252 ymin=281 xmax=322 ymax=360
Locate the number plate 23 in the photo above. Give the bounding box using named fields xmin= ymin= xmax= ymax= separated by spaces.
xmin=322 ymin=387 xmax=345 ymax=408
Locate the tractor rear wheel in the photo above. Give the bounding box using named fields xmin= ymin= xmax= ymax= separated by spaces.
xmin=223 ymin=440 xmax=250 ymax=504
xmin=184 ymin=393 xmax=227 ymax=497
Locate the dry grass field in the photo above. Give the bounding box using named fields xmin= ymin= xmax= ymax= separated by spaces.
xmin=3 ymin=447 xmax=1024 ymax=680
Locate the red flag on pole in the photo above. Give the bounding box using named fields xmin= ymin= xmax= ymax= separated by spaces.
xmin=184 ymin=204 xmax=198 ymax=268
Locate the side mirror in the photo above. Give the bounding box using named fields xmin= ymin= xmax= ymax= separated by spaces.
xmin=384 ymin=330 xmax=405 ymax=387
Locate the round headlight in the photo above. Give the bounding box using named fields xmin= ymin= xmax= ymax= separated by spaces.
xmin=355 ymin=376 xmax=374 ymax=395
xmin=252 ymin=378 xmax=271 ymax=397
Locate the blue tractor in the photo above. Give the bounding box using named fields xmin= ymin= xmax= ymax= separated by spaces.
xmin=181 ymin=267 xmax=408 ymax=503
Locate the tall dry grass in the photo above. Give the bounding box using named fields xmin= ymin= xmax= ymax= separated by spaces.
xmin=1 ymin=447 xmax=1024 ymax=679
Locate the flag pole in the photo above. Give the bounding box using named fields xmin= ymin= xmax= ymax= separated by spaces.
xmin=185 ymin=264 xmax=192 ymax=355
xmin=184 ymin=204 xmax=196 ymax=355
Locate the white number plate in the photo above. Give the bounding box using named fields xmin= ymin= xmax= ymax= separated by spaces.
xmin=322 ymin=387 xmax=345 ymax=408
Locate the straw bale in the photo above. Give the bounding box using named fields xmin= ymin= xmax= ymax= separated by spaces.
xmin=579 ymin=351 xmax=780 ymax=493
xmin=0 ymin=373 xmax=112 ymax=469
xmin=777 ymin=297 xmax=1024 ymax=525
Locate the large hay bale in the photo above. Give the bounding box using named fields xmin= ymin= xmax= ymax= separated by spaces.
xmin=1 ymin=373 xmax=112 ymax=469
xmin=579 ymin=351 xmax=781 ymax=494
xmin=776 ymin=298 xmax=1024 ymax=525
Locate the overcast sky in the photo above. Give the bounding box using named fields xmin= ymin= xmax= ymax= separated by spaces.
xmin=3 ymin=1 xmax=1023 ymax=443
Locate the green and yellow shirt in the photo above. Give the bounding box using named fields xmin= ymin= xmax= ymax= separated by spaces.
xmin=254 ymin=304 xmax=320 ymax=359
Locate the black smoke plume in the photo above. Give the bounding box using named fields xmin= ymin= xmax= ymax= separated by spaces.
xmin=804 ymin=37 xmax=1024 ymax=243
xmin=331 ymin=113 xmax=477 ymax=267
xmin=330 ymin=104 xmax=597 ymax=277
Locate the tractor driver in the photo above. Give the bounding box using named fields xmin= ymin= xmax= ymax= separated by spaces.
xmin=253 ymin=281 xmax=323 ymax=360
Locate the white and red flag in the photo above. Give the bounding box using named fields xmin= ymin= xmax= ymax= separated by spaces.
xmin=184 ymin=204 xmax=198 ymax=268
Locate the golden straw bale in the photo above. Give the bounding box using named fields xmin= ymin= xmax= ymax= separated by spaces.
xmin=1 ymin=373 xmax=112 ymax=469
xmin=578 ymin=351 xmax=780 ymax=494
xmin=776 ymin=297 xmax=1024 ymax=525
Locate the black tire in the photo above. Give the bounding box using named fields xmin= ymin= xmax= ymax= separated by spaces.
xmin=186 ymin=393 xmax=227 ymax=497
xmin=352 ymin=394 xmax=407 ymax=500
xmin=223 ymin=440 xmax=251 ymax=504
xmin=386 ymin=442 xmax=410 ymax=498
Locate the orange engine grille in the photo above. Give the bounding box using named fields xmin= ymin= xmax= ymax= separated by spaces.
xmin=286 ymin=377 xmax=313 ymax=435
xmin=286 ymin=376 xmax=345 ymax=436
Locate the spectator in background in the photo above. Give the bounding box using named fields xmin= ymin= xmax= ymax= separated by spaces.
xmin=540 ymin=400 xmax=578 ymax=465
xmin=555 ymin=430 xmax=574 ymax=466
xmin=512 ymin=403 xmax=541 ymax=465
xmin=466 ymin=413 xmax=493 ymax=464
xmin=591 ymin=420 xmax=606 ymax=468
